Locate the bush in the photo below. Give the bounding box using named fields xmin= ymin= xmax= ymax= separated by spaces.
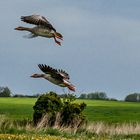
xmin=33 ymin=92 xmax=87 ymax=128
xmin=60 ymin=101 xmax=86 ymax=127
xmin=33 ymin=91 xmax=63 ymax=125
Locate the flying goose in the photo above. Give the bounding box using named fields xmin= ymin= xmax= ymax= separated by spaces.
xmin=15 ymin=14 xmax=63 ymax=46
xmin=31 ymin=64 xmax=75 ymax=92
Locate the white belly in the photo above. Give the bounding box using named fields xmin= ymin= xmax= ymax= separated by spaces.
xmin=33 ymin=27 xmax=53 ymax=38
xmin=44 ymin=75 xmax=65 ymax=87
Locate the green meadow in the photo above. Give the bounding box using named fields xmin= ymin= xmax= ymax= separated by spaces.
xmin=0 ymin=97 xmax=140 ymax=123
xmin=78 ymin=99 xmax=140 ymax=123
xmin=0 ymin=98 xmax=36 ymax=120
xmin=1 ymin=97 xmax=140 ymax=139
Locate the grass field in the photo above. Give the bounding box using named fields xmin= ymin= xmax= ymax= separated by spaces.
xmin=0 ymin=97 xmax=140 ymax=123
xmin=0 ymin=97 xmax=36 ymax=120
xmin=77 ymin=99 xmax=140 ymax=123
xmin=0 ymin=97 xmax=140 ymax=139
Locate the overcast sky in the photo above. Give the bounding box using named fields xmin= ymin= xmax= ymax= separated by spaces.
xmin=0 ymin=0 xmax=140 ymax=99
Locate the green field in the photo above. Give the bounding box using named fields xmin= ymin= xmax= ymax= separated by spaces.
xmin=0 ymin=97 xmax=140 ymax=123
xmin=78 ymin=99 xmax=140 ymax=123
xmin=0 ymin=97 xmax=140 ymax=139
xmin=0 ymin=97 xmax=36 ymax=120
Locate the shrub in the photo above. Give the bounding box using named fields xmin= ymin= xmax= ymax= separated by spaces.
xmin=60 ymin=101 xmax=86 ymax=127
xmin=33 ymin=92 xmax=87 ymax=128
xmin=33 ymin=91 xmax=63 ymax=125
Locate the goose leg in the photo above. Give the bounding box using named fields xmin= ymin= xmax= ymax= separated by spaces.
xmin=53 ymin=37 xmax=61 ymax=46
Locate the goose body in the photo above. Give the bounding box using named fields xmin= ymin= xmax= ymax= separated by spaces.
xmin=29 ymin=26 xmax=54 ymax=38
xmin=42 ymin=73 xmax=66 ymax=87
xmin=15 ymin=14 xmax=63 ymax=45
xmin=31 ymin=64 xmax=75 ymax=92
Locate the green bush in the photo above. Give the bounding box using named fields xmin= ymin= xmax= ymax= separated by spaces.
xmin=33 ymin=92 xmax=86 ymax=127
xmin=33 ymin=91 xmax=63 ymax=125
xmin=60 ymin=102 xmax=86 ymax=127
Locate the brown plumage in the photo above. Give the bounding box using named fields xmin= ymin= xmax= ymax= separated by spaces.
xmin=15 ymin=14 xmax=63 ymax=46
xmin=31 ymin=64 xmax=75 ymax=92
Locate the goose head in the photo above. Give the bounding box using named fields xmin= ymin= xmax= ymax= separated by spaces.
xmin=30 ymin=73 xmax=44 ymax=78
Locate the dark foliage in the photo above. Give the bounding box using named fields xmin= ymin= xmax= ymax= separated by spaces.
xmin=60 ymin=101 xmax=86 ymax=127
xmin=33 ymin=91 xmax=86 ymax=127
xmin=13 ymin=93 xmax=40 ymax=98
xmin=125 ymin=93 xmax=140 ymax=102
xmin=109 ymin=98 xmax=118 ymax=101
xmin=33 ymin=91 xmax=62 ymax=125
xmin=79 ymin=92 xmax=108 ymax=100
xmin=0 ymin=86 xmax=12 ymax=97
xmin=79 ymin=92 xmax=118 ymax=101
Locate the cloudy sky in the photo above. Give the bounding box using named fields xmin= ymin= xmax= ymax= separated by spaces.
xmin=0 ymin=0 xmax=140 ymax=99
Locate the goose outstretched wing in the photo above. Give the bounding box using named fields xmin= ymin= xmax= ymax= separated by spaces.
xmin=58 ymin=69 xmax=70 ymax=80
xmin=21 ymin=14 xmax=56 ymax=31
xmin=38 ymin=64 xmax=64 ymax=80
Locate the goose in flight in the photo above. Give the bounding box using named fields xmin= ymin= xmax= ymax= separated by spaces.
xmin=31 ymin=64 xmax=75 ymax=92
xmin=15 ymin=14 xmax=63 ymax=46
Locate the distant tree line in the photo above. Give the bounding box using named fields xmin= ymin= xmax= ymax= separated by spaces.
xmin=79 ymin=92 xmax=140 ymax=102
xmin=79 ymin=92 xmax=107 ymax=100
xmin=79 ymin=92 xmax=117 ymax=101
xmin=125 ymin=93 xmax=140 ymax=102
xmin=0 ymin=86 xmax=40 ymax=98
xmin=13 ymin=93 xmax=40 ymax=98
xmin=1 ymin=86 xmax=140 ymax=102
